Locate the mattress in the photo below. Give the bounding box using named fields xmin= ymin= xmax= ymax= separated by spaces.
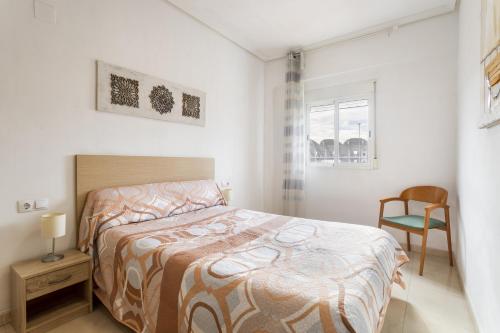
xmin=85 ymin=203 xmax=408 ymax=333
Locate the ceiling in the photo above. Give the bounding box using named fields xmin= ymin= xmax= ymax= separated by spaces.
xmin=167 ymin=0 xmax=456 ymax=61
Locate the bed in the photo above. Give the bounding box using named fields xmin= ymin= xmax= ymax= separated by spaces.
xmin=75 ymin=155 xmax=408 ymax=333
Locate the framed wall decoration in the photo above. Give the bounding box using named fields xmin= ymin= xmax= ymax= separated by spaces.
xmin=97 ymin=61 xmax=206 ymax=126
xmin=479 ymin=0 xmax=500 ymax=128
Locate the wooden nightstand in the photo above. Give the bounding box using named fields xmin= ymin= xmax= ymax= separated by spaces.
xmin=11 ymin=249 xmax=92 ymax=333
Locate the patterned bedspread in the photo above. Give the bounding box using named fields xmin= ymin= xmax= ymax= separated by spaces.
xmin=79 ymin=181 xmax=408 ymax=333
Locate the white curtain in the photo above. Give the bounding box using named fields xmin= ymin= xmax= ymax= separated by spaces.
xmin=282 ymin=51 xmax=305 ymax=216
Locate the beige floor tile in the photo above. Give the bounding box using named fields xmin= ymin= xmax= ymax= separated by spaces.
xmin=381 ymin=252 xmax=413 ymax=333
xmin=0 ymin=304 xmax=131 ymax=333
xmin=382 ymin=251 xmax=475 ymax=333
xmin=404 ymin=258 xmax=476 ymax=333
xmin=46 ymin=304 xmax=133 ymax=333
xmin=412 ymin=257 xmax=462 ymax=295
xmin=0 ymin=254 xmax=476 ymax=333
xmin=382 ymin=297 xmax=407 ymax=333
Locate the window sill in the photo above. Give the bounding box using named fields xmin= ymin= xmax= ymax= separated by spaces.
xmin=308 ymin=159 xmax=379 ymax=170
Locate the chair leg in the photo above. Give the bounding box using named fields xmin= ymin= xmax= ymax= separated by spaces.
xmin=446 ymin=223 xmax=453 ymax=267
xmin=406 ymin=232 xmax=411 ymax=252
xmin=378 ymin=220 xmax=382 ymax=229
xmin=419 ymin=230 xmax=428 ymax=276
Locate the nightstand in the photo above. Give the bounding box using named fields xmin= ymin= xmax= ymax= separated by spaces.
xmin=11 ymin=249 xmax=92 ymax=333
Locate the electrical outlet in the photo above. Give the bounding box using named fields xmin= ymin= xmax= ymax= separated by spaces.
xmin=17 ymin=200 xmax=35 ymax=213
xmin=220 ymin=180 xmax=231 ymax=188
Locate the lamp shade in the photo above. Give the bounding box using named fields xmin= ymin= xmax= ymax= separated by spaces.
xmin=41 ymin=213 xmax=66 ymax=239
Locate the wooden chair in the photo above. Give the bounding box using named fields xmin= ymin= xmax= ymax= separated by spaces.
xmin=378 ymin=186 xmax=452 ymax=276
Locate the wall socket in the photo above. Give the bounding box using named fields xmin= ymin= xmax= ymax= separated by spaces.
xmin=17 ymin=200 xmax=35 ymax=213
xmin=17 ymin=199 xmax=49 ymax=213
xmin=219 ymin=180 xmax=231 ymax=188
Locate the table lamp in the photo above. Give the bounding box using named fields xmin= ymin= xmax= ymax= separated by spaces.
xmin=41 ymin=212 xmax=66 ymax=262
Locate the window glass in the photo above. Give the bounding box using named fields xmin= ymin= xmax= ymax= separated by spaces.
xmin=338 ymin=100 xmax=369 ymax=164
xmin=309 ymin=104 xmax=335 ymax=164
xmin=306 ymin=82 xmax=375 ymax=169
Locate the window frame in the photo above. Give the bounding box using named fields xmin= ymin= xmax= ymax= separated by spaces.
xmin=306 ymin=90 xmax=376 ymax=170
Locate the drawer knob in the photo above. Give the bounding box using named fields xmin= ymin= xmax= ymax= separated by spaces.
xmin=48 ymin=274 xmax=72 ymax=285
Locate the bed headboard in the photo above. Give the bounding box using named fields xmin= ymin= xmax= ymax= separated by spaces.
xmin=75 ymin=154 xmax=215 ymax=236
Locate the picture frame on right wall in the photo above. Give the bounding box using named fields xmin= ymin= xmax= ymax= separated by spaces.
xmin=479 ymin=0 xmax=500 ymax=128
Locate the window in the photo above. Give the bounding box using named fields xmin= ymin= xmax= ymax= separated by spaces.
xmin=307 ymin=81 xmax=376 ymax=168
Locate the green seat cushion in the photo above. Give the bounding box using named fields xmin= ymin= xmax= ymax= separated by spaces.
xmin=383 ymin=215 xmax=446 ymax=229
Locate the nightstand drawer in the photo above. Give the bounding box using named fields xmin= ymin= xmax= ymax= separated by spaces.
xmin=26 ymin=263 xmax=89 ymax=300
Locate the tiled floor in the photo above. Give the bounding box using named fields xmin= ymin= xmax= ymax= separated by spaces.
xmin=382 ymin=251 xmax=477 ymax=333
xmin=0 ymin=252 xmax=477 ymax=333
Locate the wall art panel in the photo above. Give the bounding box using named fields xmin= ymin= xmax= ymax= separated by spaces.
xmin=97 ymin=61 xmax=206 ymax=126
xmin=479 ymin=0 xmax=500 ymax=128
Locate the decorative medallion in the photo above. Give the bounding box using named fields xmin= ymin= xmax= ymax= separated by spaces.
xmin=182 ymin=93 xmax=201 ymax=119
xmin=149 ymin=85 xmax=174 ymax=115
xmin=110 ymin=74 xmax=139 ymax=108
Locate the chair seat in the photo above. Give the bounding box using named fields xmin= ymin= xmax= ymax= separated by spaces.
xmin=383 ymin=215 xmax=446 ymax=229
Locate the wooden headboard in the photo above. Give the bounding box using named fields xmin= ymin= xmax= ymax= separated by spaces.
xmin=75 ymin=155 xmax=215 ymax=233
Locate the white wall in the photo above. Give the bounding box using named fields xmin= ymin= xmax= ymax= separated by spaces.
xmin=456 ymin=0 xmax=500 ymax=332
xmin=0 ymin=0 xmax=264 ymax=313
xmin=264 ymin=13 xmax=458 ymax=251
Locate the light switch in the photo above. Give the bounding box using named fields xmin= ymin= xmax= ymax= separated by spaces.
xmin=35 ymin=198 xmax=49 ymax=210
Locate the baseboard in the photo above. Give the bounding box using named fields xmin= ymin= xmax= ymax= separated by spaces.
xmin=398 ymin=243 xmax=451 ymax=257
xmin=0 ymin=309 xmax=11 ymax=326
xmin=463 ymin=289 xmax=481 ymax=333
xmin=454 ymin=266 xmax=481 ymax=333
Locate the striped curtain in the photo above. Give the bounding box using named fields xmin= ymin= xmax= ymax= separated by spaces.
xmin=283 ymin=51 xmax=305 ymax=216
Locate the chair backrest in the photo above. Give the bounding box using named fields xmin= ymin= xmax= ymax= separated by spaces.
xmin=400 ymin=186 xmax=448 ymax=204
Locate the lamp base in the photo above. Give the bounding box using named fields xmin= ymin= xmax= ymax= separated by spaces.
xmin=41 ymin=253 xmax=64 ymax=263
